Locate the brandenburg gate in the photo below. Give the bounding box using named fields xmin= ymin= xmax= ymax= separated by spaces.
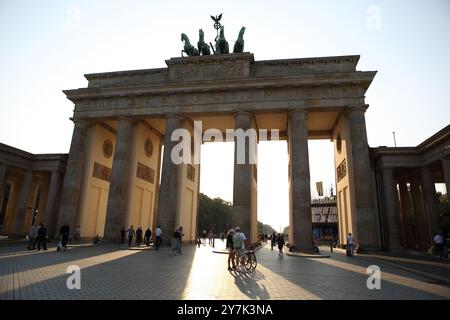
xmin=54 ymin=52 xmax=381 ymax=251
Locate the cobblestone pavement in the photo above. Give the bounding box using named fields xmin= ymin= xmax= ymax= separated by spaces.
xmin=1 ymin=241 xmax=449 ymax=300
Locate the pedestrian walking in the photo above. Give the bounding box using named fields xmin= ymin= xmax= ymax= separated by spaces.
xmin=172 ymin=226 xmax=184 ymax=255
xmin=346 ymin=233 xmax=355 ymax=256
xmin=27 ymin=222 xmax=39 ymax=250
xmin=271 ymin=232 xmax=276 ymax=251
xmin=145 ymin=227 xmax=152 ymax=246
xmin=155 ymin=225 xmax=162 ymax=250
xmin=37 ymin=223 xmax=48 ymax=251
xmin=136 ymin=226 xmax=143 ymax=247
xmin=277 ymin=233 xmax=285 ymax=256
xmin=59 ymin=224 xmax=70 ymax=251
xmin=127 ymin=226 xmax=135 ymax=247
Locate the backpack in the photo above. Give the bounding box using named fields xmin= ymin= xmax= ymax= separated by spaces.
xmin=233 ymin=233 xmax=243 ymax=249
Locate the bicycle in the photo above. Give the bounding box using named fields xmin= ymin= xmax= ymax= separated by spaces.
xmin=237 ymin=247 xmax=257 ymax=270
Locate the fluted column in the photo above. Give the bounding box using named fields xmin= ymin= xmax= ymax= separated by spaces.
xmin=0 ymin=164 xmax=6 ymax=214
xmin=232 ymin=111 xmax=255 ymax=241
xmin=421 ymin=166 xmax=440 ymax=235
xmin=156 ymin=114 xmax=182 ymax=243
xmin=43 ymin=171 xmax=62 ymax=237
xmin=12 ymin=170 xmax=33 ymax=237
xmin=442 ymin=158 xmax=450 ymax=214
xmin=288 ymin=110 xmax=313 ymax=251
xmin=348 ymin=106 xmax=381 ymax=250
xmin=410 ymin=176 xmax=430 ymax=250
xmin=57 ymin=119 xmax=89 ymax=231
xmin=103 ymin=117 xmax=135 ymax=239
xmin=382 ymin=168 xmax=403 ymax=250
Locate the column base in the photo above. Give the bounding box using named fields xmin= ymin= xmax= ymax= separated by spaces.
xmin=288 ymin=244 xmax=315 ymax=253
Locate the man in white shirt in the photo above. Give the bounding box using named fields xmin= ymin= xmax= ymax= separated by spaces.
xmin=433 ymin=233 xmax=443 ymax=257
xmin=155 ymin=226 xmax=162 ymax=250
xmin=346 ymin=233 xmax=355 ymax=256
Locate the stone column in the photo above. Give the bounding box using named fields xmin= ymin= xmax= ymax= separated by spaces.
xmin=442 ymin=158 xmax=450 ymax=214
xmin=382 ymin=168 xmax=403 ymax=250
xmin=288 ymin=110 xmax=313 ymax=251
xmin=12 ymin=170 xmax=33 ymax=237
xmin=104 ymin=117 xmax=135 ymax=240
xmin=0 ymin=164 xmax=6 ymax=213
xmin=398 ymin=178 xmax=414 ymax=248
xmin=348 ymin=106 xmax=381 ymax=250
xmin=410 ymin=176 xmax=430 ymax=250
xmin=43 ymin=171 xmax=62 ymax=237
xmin=57 ymin=120 xmax=89 ymax=231
xmin=232 ymin=111 xmax=255 ymax=241
xmin=421 ymin=166 xmax=440 ymax=235
xmin=156 ymin=114 xmax=182 ymax=243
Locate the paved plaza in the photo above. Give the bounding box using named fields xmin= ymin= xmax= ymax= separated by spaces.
xmin=0 ymin=241 xmax=449 ymax=300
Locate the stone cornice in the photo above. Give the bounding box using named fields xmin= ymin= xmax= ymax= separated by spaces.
xmin=64 ymin=71 xmax=375 ymax=102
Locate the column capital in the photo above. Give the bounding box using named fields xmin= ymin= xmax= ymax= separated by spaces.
xmin=348 ymin=104 xmax=368 ymax=114
xmin=233 ymin=111 xmax=253 ymax=119
xmin=288 ymin=109 xmax=308 ymax=117
xmin=164 ymin=113 xmax=183 ymax=120
xmin=117 ymin=116 xmax=136 ymax=123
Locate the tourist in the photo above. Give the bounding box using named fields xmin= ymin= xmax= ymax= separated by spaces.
xmin=74 ymin=225 xmax=81 ymax=243
xmin=135 ymin=226 xmax=143 ymax=247
xmin=144 ymin=227 xmax=152 ymax=246
xmin=226 ymin=228 xmax=236 ymax=271
xmin=208 ymin=230 xmax=214 ymax=246
xmin=127 ymin=225 xmax=135 ymax=247
xmin=155 ymin=225 xmax=162 ymax=250
xmin=27 ymin=222 xmax=39 ymax=250
xmin=347 ymin=233 xmax=355 ymax=256
xmin=202 ymin=229 xmax=207 ymax=245
xmin=433 ymin=233 xmax=444 ymax=257
xmin=172 ymin=226 xmax=184 ymax=255
xmin=271 ymin=232 xmax=277 ymax=251
xmin=59 ymin=224 xmax=70 ymax=250
xmin=233 ymin=227 xmax=247 ymax=270
xmin=120 ymin=226 xmax=126 ymax=246
xmin=36 ymin=223 xmax=48 ymax=251
xmin=196 ymin=237 xmax=201 ymax=248
xmin=277 ymin=233 xmax=285 ymax=256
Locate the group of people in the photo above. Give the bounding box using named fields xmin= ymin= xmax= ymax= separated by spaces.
xmin=27 ymin=222 xmax=81 ymax=252
xmin=270 ymin=232 xmax=286 ymax=255
xmin=120 ymin=225 xmax=162 ymax=248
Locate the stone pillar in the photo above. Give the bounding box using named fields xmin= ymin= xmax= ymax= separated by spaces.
xmin=348 ymin=106 xmax=381 ymax=250
xmin=382 ymin=168 xmax=403 ymax=250
xmin=43 ymin=171 xmax=62 ymax=237
xmin=0 ymin=164 xmax=6 ymax=212
xmin=410 ymin=176 xmax=430 ymax=250
xmin=442 ymin=158 xmax=450 ymax=214
xmin=103 ymin=117 xmax=135 ymax=240
xmin=232 ymin=111 xmax=256 ymax=242
xmin=288 ymin=110 xmax=313 ymax=251
xmin=12 ymin=170 xmax=33 ymax=237
xmin=398 ymin=178 xmax=414 ymax=248
xmin=421 ymin=166 xmax=440 ymax=235
xmin=156 ymin=114 xmax=182 ymax=243
xmin=57 ymin=120 xmax=89 ymax=231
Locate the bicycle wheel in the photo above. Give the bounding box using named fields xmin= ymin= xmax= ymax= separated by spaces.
xmin=243 ymin=254 xmax=252 ymax=270
xmin=251 ymin=254 xmax=257 ymax=269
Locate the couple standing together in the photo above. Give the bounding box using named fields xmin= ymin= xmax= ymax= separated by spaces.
xmin=225 ymin=227 xmax=246 ymax=271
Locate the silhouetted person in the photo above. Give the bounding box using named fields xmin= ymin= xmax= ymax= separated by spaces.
xmin=136 ymin=226 xmax=143 ymax=247
xmin=37 ymin=223 xmax=48 ymax=251
xmin=145 ymin=228 xmax=152 ymax=246
xmin=128 ymin=226 xmax=135 ymax=246
xmin=120 ymin=226 xmax=126 ymax=246
xmin=59 ymin=224 xmax=70 ymax=250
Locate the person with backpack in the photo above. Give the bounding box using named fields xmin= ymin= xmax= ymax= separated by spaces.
xmin=233 ymin=227 xmax=246 ymax=270
xmin=172 ymin=226 xmax=184 ymax=255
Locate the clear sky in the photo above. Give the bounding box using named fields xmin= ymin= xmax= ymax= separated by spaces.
xmin=1 ymin=0 xmax=449 ymax=231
